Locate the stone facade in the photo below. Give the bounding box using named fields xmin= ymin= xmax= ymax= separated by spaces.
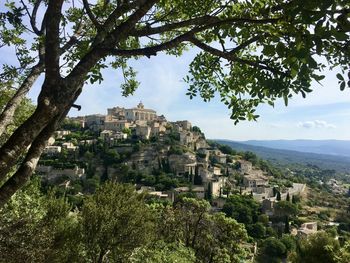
xmin=125 ymin=102 xmax=157 ymax=121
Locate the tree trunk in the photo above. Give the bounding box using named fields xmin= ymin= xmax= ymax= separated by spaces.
xmin=0 ymin=116 xmax=59 ymax=207
xmin=0 ymin=102 xmax=57 ymax=182
xmin=0 ymin=63 xmax=44 ymax=137
xmin=0 ymin=79 xmax=83 ymax=205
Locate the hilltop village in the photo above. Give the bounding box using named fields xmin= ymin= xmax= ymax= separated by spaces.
xmin=3 ymin=102 xmax=346 ymax=263
xmin=35 ymin=103 xmax=315 ymax=235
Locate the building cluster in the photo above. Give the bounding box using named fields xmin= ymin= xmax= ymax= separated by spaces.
xmin=36 ymin=103 xmax=307 ymax=221
xmin=73 ymin=102 xmax=165 ymax=141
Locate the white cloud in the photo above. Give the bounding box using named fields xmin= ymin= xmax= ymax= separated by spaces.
xmin=297 ymin=120 xmax=336 ymax=129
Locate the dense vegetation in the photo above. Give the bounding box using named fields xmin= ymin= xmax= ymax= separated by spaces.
xmin=1 ymin=122 xmax=350 ymax=262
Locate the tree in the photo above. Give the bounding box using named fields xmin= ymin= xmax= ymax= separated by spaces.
xmin=291 ymin=232 xmax=340 ymax=263
xmin=258 ymin=237 xmax=287 ymax=263
xmin=223 ymin=194 xmax=260 ymax=225
xmin=0 ymin=178 xmax=83 ymax=263
xmin=80 ymin=182 xmax=154 ymax=262
xmin=0 ymin=0 xmax=349 ymax=205
xmin=276 ymin=191 xmax=281 ymax=201
xmin=274 ymin=201 xmax=299 ymax=218
xmin=247 ymin=222 xmax=266 ymax=239
xmin=284 ymin=215 xmax=290 ymax=233
xmin=130 ymin=241 xmax=196 ymax=263
xmin=157 ymin=198 xmax=248 ymax=262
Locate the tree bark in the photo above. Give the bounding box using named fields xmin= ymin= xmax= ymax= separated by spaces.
xmin=0 ymin=82 xmax=82 ymax=205
xmin=0 ymin=116 xmax=59 ymax=207
xmin=0 ymin=63 xmax=44 ymax=137
xmin=0 ymin=100 xmax=58 ymax=183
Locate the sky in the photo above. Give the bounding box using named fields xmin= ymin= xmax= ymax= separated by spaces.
xmin=2 ymin=2 xmax=350 ymax=141
xmin=23 ymin=47 xmax=350 ymax=141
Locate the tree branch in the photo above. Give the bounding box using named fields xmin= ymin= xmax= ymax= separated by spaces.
xmin=104 ymin=0 xmax=160 ymax=45
xmin=0 ymin=62 xmax=44 ymax=137
xmin=82 ymin=0 xmax=101 ymax=28
xmin=44 ymin=0 xmax=64 ymax=82
xmin=67 ymin=0 xmax=160 ymax=83
xmin=131 ymin=16 xmax=281 ymax=37
xmin=101 ymin=30 xmax=194 ymax=57
xmin=92 ymin=0 xmax=140 ymax=46
xmin=30 ymin=0 xmax=43 ymax=35
xmin=230 ymin=35 xmax=264 ymax=53
xmin=189 ymin=36 xmax=289 ymax=77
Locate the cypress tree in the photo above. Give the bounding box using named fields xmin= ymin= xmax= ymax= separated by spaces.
xmin=284 ymin=215 xmax=290 ymax=233
xmin=276 ymin=191 xmax=281 ymax=201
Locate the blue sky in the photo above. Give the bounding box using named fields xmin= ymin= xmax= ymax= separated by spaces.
xmin=23 ymin=47 xmax=350 ymax=141
xmin=0 ymin=0 xmax=347 ymax=141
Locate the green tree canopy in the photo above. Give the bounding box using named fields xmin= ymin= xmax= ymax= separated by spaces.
xmin=291 ymin=231 xmax=341 ymax=263
xmin=223 ymin=194 xmax=260 ymax=225
xmin=0 ymin=0 xmax=349 ymax=204
xmin=80 ymin=182 xmax=154 ymax=262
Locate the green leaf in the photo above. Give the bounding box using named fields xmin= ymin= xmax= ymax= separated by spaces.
xmin=336 ymin=73 xmax=344 ymax=81
xmin=276 ymin=42 xmax=285 ymax=57
xmin=340 ymin=82 xmax=345 ymax=91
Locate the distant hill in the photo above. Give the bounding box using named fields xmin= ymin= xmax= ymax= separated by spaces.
xmin=215 ymin=140 xmax=350 ymax=173
xmin=240 ymin=140 xmax=350 ymax=157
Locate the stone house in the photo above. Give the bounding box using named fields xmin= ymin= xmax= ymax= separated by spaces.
xmin=36 ymin=165 xmax=85 ymax=182
xmin=179 ymin=131 xmax=194 ymax=145
xmin=210 ymin=177 xmax=228 ymax=197
xmin=297 ymin=222 xmax=318 ymax=237
xmin=150 ymin=121 xmax=167 ymax=137
xmin=243 ymin=172 xmax=268 ymax=188
xmin=85 ymin=114 xmax=105 ymax=131
xmin=43 ymin=146 xmax=62 ymax=155
xmin=135 ymin=124 xmax=151 ymax=139
xmin=62 ymin=142 xmax=78 ymax=152
xmin=209 ymin=166 xmax=222 ymax=176
xmin=238 ymin=160 xmax=253 ymax=174
xmin=168 ymin=152 xmax=197 ymax=176
xmin=55 ymin=130 xmax=71 ymax=139
xmin=175 ymin=120 xmax=192 ymax=130
xmin=199 ymin=167 xmax=213 ymax=182
xmin=213 ymin=152 xmax=227 ymax=164
xmin=104 ymin=117 xmax=130 ymax=132
xmin=107 ymin=106 xmax=126 ymax=119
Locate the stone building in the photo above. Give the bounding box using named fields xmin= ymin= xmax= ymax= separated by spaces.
xmin=238 ymin=160 xmax=253 ymax=174
xmin=243 ymin=172 xmax=269 ymax=188
xmin=135 ymin=124 xmax=151 ymax=140
xmin=107 ymin=106 xmax=126 ymax=119
xmin=104 ymin=117 xmax=130 ymax=132
xmin=125 ymin=102 xmax=157 ymax=121
xmin=175 ymin=120 xmax=192 ymax=130
xmin=85 ymin=114 xmax=105 ymax=131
